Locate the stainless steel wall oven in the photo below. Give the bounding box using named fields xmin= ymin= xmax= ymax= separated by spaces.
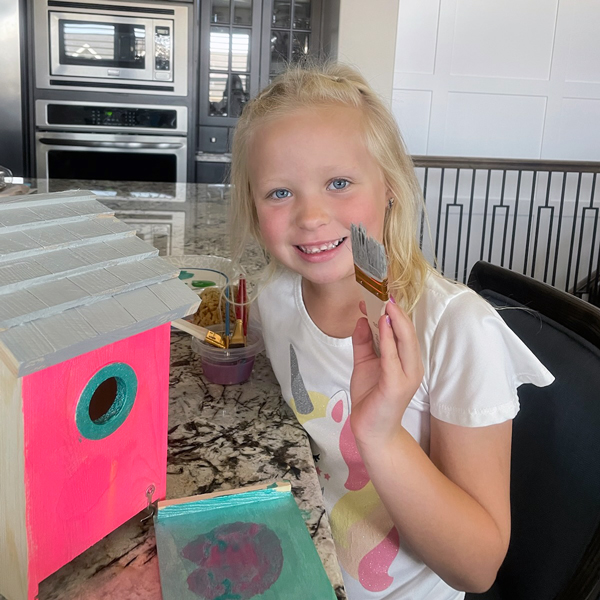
xmin=34 ymin=0 xmax=189 ymax=95
xmin=36 ymin=100 xmax=188 ymax=187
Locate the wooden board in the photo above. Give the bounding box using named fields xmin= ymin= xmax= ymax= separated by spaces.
xmin=0 ymin=361 xmax=28 ymax=600
xmin=0 ymin=231 xmax=42 ymax=256
xmin=0 ymin=191 xmax=199 ymax=377
xmin=0 ymin=279 xmax=199 ymax=376
xmin=0 ymin=236 xmax=157 ymax=296
xmin=0 ymin=219 xmax=133 ymax=265
xmin=0 ymin=191 xmax=102 ymax=213
xmin=0 ymin=289 xmax=49 ymax=329
xmin=154 ymin=481 xmax=336 ymax=600
xmin=0 ymin=200 xmax=112 ymax=233
xmin=0 ymin=261 xmax=181 ymax=330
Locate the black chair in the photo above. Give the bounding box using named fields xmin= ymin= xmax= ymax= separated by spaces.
xmin=464 ymin=261 xmax=600 ymax=600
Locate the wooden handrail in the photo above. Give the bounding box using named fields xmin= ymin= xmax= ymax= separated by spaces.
xmin=411 ymin=156 xmax=600 ymax=173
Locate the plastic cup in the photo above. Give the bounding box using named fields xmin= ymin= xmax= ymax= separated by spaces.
xmin=0 ymin=165 xmax=13 ymax=191
xmin=191 ymin=324 xmax=264 ymax=385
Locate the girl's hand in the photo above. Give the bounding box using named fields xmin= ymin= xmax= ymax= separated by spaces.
xmin=349 ymin=299 xmax=424 ymax=449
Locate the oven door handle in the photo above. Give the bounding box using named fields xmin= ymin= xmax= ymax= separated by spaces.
xmin=37 ymin=138 xmax=185 ymax=150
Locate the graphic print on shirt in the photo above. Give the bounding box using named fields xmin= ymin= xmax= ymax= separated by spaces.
xmin=289 ymin=344 xmax=400 ymax=592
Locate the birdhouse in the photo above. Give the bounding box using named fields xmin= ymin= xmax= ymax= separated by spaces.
xmin=0 ymin=191 xmax=200 ymax=600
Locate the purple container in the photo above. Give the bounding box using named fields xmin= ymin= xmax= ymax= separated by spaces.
xmin=200 ymin=356 xmax=256 ymax=385
xmin=191 ymin=325 xmax=264 ymax=385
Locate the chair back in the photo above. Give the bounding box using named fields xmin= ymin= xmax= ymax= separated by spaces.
xmin=466 ymin=261 xmax=600 ymax=600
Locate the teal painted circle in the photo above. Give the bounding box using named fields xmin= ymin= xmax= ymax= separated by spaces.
xmin=76 ymin=363 xmax=138 ymax=440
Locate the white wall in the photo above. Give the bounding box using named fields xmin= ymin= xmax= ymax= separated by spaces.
xmin=337 ymin=0 xmax=400 ymax=105
xmin=393 ymin=0 xmax=600 ymax=161
xmin=389 ymin=1 xmax=600 ymax=290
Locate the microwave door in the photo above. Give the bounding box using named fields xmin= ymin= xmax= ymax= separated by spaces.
xmin=49 ymin=12 xmax=154 ymax=81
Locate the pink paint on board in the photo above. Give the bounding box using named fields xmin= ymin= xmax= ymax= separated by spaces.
xmin=183 ymin=521 xmax=283 ymax=599
xmin=22 ymin=324 xmax=171 ymax=593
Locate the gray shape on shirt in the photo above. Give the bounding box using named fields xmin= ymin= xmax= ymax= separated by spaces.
xmin=290 ymin=343 xmax=314 ymax=415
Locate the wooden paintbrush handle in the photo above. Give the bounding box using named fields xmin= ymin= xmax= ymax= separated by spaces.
xmin=172 ymin=319 xmax=210 ymax=339
xmin=362 ymin=290 xmax=387 ymax=357
xmin=171 ymin=319 xmax=226 ymax=348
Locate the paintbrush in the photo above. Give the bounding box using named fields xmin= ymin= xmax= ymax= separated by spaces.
xmin=229 ymin=319 xmax=246 ymax=348
xmin=228 ymin=275 xmax=246 ymax=348
xmin=172 ymin=319 xmax=227 ymax=349
xmin=350 ymin=223 xmax=389 ymax=355
xmin=224 ymin=285 xmax=231 ymax=346
xmin=240 ymin=275 xmax=248 ymax=336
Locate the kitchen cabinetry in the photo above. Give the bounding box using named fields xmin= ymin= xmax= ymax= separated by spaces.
xmin=196 ymin=0 xmax=324 ymax=183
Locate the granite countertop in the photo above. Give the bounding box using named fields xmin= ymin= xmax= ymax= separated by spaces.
xmin=25 ymin=180 xmax=346 ymax=600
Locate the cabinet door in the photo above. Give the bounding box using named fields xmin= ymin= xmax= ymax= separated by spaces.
xmin=196 ymin=159 xmax=231 ymax=184
xmin=199 ymin=0 xmax=262 ymax=127
xmin=260 ymin=0 xmax=322 ymax=86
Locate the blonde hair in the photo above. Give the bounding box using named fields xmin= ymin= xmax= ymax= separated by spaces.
xmin=229 ymin=61 xmax=435 ymax=313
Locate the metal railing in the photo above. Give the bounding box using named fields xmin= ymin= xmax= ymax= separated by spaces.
xmin=412 ymin=156 xmax=600 ymax=305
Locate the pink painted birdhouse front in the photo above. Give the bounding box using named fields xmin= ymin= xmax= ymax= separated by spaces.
xmin=0 ymin=191 xmax=199 ymax=600
xmin=22 ymin=325 xmax=171 ymax=591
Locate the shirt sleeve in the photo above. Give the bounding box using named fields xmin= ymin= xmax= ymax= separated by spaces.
xmin=427 ymin=290 xmax=554 ymax=427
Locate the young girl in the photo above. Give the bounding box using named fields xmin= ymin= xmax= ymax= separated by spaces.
xmin=228 ymin=63 xmax=554 ymax=599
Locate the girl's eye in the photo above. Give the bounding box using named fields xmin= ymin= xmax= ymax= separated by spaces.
xmin=328 ymin=178 xmax=350 ymax=191
xmin=270 ymin=189 xmax=291 ymax=200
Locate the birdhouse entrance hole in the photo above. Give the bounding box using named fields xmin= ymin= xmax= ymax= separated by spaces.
xmin=89 ymin=377 xmax=118 ymax=422
xmin=76 ymin=363 xmax=138 ymax=440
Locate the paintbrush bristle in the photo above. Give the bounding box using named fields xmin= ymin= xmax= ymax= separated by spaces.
xmin=350 ymin=223 xmax=387 ymax=281
xmin=229 ymin=319 xmax=246 ymax=348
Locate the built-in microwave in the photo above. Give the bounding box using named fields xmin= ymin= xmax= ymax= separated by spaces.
xmin=34 ymin=0 xmax=189 ymax=96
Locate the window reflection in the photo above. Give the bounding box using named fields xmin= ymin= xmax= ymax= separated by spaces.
xmin=269 ymin=1 xmax=312 ymax=75
xmin=210 ymin=73 xmax=249 ymax=117
xmin=231 ymin=29 xmax=250 ymax=72
xmin=209 ymin=73 xmax=229 ymax=105
xmin=60 ymin=21 xmax=146 ymax=66
xmin=292 ymin=32 xmax=309 ymax=62
xmin=64 ymin=23 xmax=120 ymax=60
xmin=210 ymin=27 xmax=250 ymax=72
xmin=229 ymin=73 xmax=249 ymax=117
xmin=270 ymin=30 xmax=289 ymax=75
xmin=210 ymin=27 xmax=230 ymax=70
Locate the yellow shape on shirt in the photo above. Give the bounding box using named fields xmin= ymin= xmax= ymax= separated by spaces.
xmin=290 ymin=391 xmax=330 ymax=425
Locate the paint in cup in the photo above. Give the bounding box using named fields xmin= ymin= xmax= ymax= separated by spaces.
xmin=191 ymin=324 xmax=264 ymax=385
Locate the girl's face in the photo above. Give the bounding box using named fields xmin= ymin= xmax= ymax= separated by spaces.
xmin=248 ymin=105 xmax=390 ymax=288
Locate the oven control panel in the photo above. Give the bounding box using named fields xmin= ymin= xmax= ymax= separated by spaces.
xmin=46 ymin=104 xmax=178 ymax=129
xmin=155 ymin=26 xmax=172 ymax=74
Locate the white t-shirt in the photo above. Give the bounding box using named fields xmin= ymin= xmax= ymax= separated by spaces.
xmin=255 ymin=269 xmax=554 ymax=600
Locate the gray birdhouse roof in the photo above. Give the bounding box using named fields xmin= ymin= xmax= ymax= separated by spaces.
xmin=0 ymin=190 xmax=200 ymax=377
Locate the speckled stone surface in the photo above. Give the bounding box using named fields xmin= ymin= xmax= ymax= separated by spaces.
xmin=31 ymin=180 xmax=346 ymax=600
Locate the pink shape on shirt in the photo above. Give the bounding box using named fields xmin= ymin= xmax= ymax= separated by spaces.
xmin=357 ymin=526 xmax=400 ymax=592
xmin=337 ymin=405 xmax=370 ymax=491
xmin=331 ymin=398 xmax=344 ymax=423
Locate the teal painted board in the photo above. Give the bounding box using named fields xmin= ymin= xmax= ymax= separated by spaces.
xmin=155 ymin=482 xmax=336 ymax=600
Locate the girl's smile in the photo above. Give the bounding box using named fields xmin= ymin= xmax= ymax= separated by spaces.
xmin=248 ymin=105 xmax=390 ymax=290
xmin=295 ymin=236 xmax=347 ymax=260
